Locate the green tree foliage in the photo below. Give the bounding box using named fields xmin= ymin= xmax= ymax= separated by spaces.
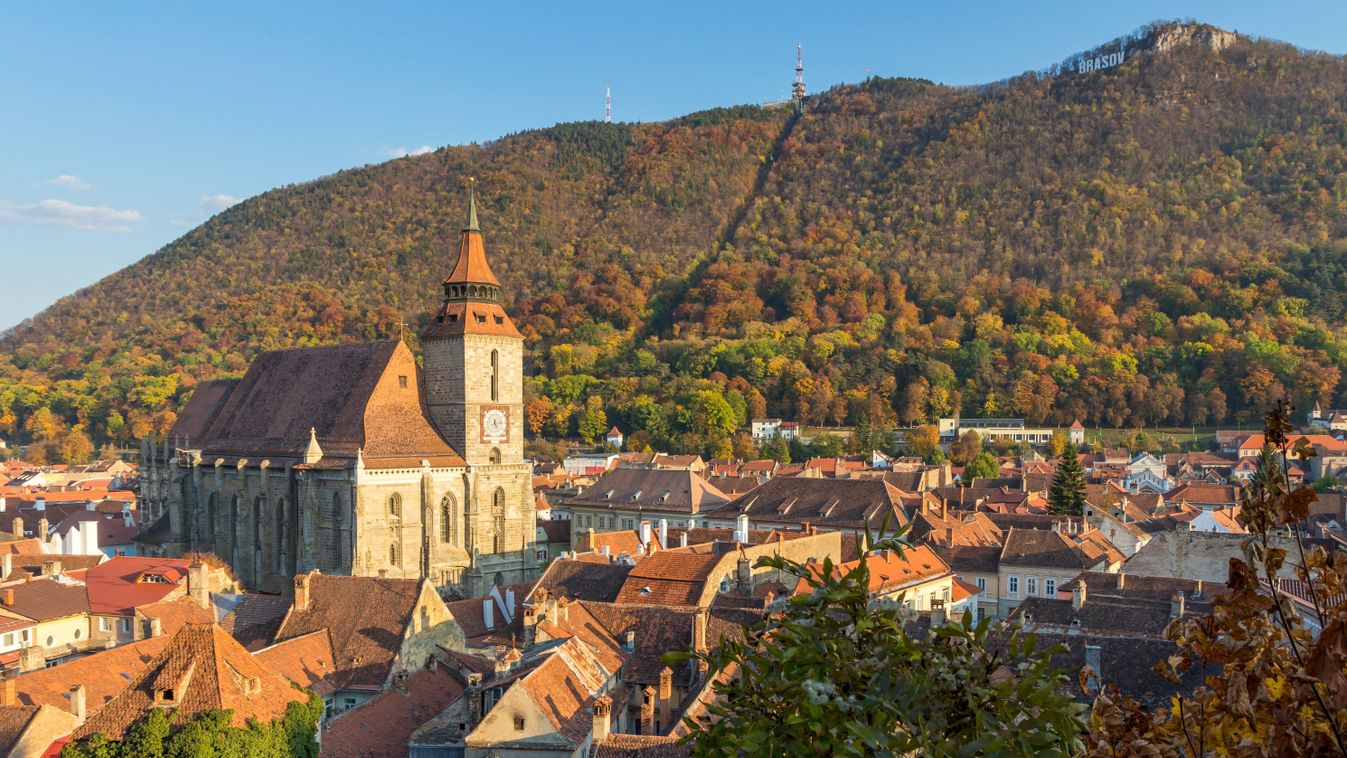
xmin=577 ymin=395 xmax=608 ymax=444
xmin=948 ymin=430 xmax=982 ymax=466
xmin=963 ymin=451 xmax=1000 ymax=481
xmin=1048 ymin=442 xmax=1087 ymax=516
xmin=670 ymin=534 xmax=1087 ymax=755
xmin=61 ymin=694 xmax=322 ymax=758
xmin=903 ymin=424 xmax=941 ymax=461
xmin=6 ymin=25 xmax=1347 ymax=453
xmin=762 ymin=435 xmax=791 ymax=464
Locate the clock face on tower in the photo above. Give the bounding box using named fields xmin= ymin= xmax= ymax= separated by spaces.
xmin=480 ymin=406 xmax=509 ymax=444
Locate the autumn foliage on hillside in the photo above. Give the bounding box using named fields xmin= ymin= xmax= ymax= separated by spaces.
xmin=3 ymin=22 xmax=1347 ymax=458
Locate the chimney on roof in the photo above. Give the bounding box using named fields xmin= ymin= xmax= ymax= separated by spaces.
xmin=18 ymin=645 xmax=44 ymax=673
xmin=483 ymin=598 xmax=495 ymax=630
xmin=466 ymin=673 xmax=484 ymax=729
xmin=679 ymin=532 xmax=688 ymax=548
xmin=0 ymin=554 xmax=10 ymax=580
xmin=736 ymin=556 xmax=751 ymax=591
xmin=944 ymin=526 xmax=954 ymax=545
xmin=1170 ymin=593 xmax=1186 ymax=619
xmin=736 ymin=513 xmax=750 ymax=543
xmin=640 ymin=685 xmax=656 ymax=735
xmin=189 ymin=562 xmax=212 ymax=609
xmin=36 ymin=517 xmax=47 ymax=543
xmin=1117 ymin=573 xmax=1126 ymax=590
xmin=600 ymin=544 xmax=610 ymax=559
xmin=69 ymin=684 xmax=86 ymax=725
xmin=639 ymin=520 xmax=652 ymax=548
xmin=41 ymin=560 xmax=60 ymax=577
xmin=292 ymin=571 xmax=312 ymax=612
xmin=658 ymin=519 xmax=668 ymax=550
xmin=591 ymin=695 xmax=612 ymax=744
xmin=625 ymin=630 xmax=636 ymax=652
xmin=658 ymin=666 xmax=673 ymax=733
xmin=10 ymin=517 xmax=19 ymax=539
xmin=0 ymin=674 xmax=12 ymax=706
xmin=2 ymin=589 xmax=13 ymax=607
xmin=1073 ymin=581 xmax=1087 ymax=610
xmin=1084 ymin=644 xmax=1102 ymax=690
xmin=147 ymin=617 xmax=163 ymax=639
xmin=522 ymin=603 xmax=538 ymax=648
xmin=692 ymin=607 xmax=708 ymax=654
xmin=0 ymin=497 xmax=5 ymax=513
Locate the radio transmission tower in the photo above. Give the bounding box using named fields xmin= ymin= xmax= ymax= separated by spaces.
xmin=605 ymin=84 xmax=612 ymax=123
xmin=792 ymin=43 xmax=806 ymax=113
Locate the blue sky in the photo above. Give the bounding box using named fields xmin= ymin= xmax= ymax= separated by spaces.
xmin=2 ymin=1 xmax=1344 ymax=331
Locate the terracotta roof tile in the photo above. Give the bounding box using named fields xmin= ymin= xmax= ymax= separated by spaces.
xmin=73 ymin=623 xmax=310 ymax=741
xmin=84 ymin=556 xmax=191 ymax=615
xmin=12 ymin=637 xmax=167 ymax=711
xmin=566 ymin=469 xmax=730 ymax=515
xmin=0 ymin=578 xmax=89 ymax=621
xmin=134 ymin=596 xmax=215 ymax=636
xmin=531 ymin=559 xmax=632 ymax=604
xmin=0 ymin=705 xmax=41 ymax=756
xmin=322 ymin=666 xmax=464 ymax=758
xmin=255 ymin=629 xmax=337 ymax=696
xmin=614 ymin=553 xmax=720 ymax=606
xmin=189 ymin=341 xmax=463 ymax=465
xmin=273 ymin=574 xmax=428 ymax=691
xmin=219 ymin=593 xmax=292 ymax=650
xmin=593 ymin=733 xmax=690 ymax=757
xmin=708 ymin=477 xmax=908 ymax=531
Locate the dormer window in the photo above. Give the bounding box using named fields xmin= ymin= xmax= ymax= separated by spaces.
xmin=138 ymin=573 xmax=171 ymax=584
xmin=159 ymin=688 xmax=175 ymax=703
xmin=494 ymin=315 xmax=504 ymax=325
xmin=474 ymin=313 xmax=487 ymax=324
xmin=448 ymin=313 xmax=459 ymax=323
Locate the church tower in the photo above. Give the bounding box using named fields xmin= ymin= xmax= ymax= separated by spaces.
xmin=422 ymin=186 xmax=531 ymax=591
xmin=423 ymin=187 xmax=524 ymax=464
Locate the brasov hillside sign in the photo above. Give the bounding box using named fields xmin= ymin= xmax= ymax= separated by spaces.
xmin=1077 ymin=46 xmax=1125 ymax=73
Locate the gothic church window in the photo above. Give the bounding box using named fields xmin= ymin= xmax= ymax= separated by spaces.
xmin=329 ymin=492 xmax=343 ymax=567
xmin=253 ymin=497 xmax=264 ymax=552
xmin=490 ymin=350 xmax=499 ymax=401
xmin=275 ymin=499 xmax=286 ymax=572
xmin=491 ymin=488 xmax=506 ymax=553
xmin=390 ymin=542 xmax=399 ymax=566
xmin=489 ymin=448 xmax=501 ymax=465
xmin=389 ymin=493 xmax=401 ymax=519
xmin=440 ymin=495 xmax=455 ymax=544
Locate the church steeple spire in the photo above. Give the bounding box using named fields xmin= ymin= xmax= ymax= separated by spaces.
xmin=465 ymin=180 xmax=479 ymax=232
xmin=443 ymin=180 xmax=500 ymax=294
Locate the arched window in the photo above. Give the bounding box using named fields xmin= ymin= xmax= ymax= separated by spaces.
xmin=253 ymin=497 xmax=264 ymax=552
xmin=388 ymin=493 xmax=401 ymax=519
xmin=275 ymin=499 xmax=286 ymax=571
xmin=440 ymin=495 xmax=455 ymax=544
xmin=228 ymin=495 xmax=239 ymax=563
xmin=329 ymin=492 xmax=343 ymax=567
xmin=489 ymin=448 xmax=501 ymax=465
xmin=491 ymin=488 xmax=506 ymax=553
xmin=389 ymin=541 xmax=399 ymax=566
xmin=490 ymin=350 xmax=499 ymax=401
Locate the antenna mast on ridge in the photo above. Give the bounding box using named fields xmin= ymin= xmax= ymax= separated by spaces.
xmin=792 ymin=43 xmax=806 ymax=113
xmin=605 ymin=84 xmax=612 ymax=123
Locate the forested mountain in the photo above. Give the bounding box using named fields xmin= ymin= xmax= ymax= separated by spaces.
xmin=4 ymin=21 xmax=1347 ymax=461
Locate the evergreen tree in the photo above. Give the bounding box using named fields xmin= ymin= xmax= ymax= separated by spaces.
xmin=1048 ymin=441 xmax=1087 ymax=517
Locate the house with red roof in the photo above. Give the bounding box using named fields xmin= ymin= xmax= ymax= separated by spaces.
xmin=83 ymin=558 xmax=232 ymax=647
